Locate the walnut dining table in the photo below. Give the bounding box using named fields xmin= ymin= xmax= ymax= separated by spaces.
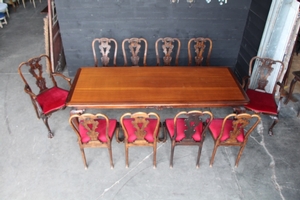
xmin=66 ymin=66 xmax=249 ymax=110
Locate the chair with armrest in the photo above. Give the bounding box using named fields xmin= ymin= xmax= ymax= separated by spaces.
xmin=155 ymin=37 xmax=181 ymax=66
xmin=92 ymin=38 xmax=118 ymax=67
xmin=18 ymin=54 xmax=72 ymax=138
xmin=163 ymin=110 xmax=213 ymax=168
xmin=242 ymin=56 xmax=285 ymax=135
xmin=118 ymin=112 xmax=161 ymax=168
xmin=208 ymin=113 xmax=261 ymax=167
xmin=188 ymin=37 xmax=213 ymax=66
xmin=122 ymin=37 xmax=148 ymax=66
xmin=69 ymin=113 xmax=119 ymax=169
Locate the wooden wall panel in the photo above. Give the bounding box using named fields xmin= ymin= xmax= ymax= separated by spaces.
xmin=55 ymin=0 xmax=256 ymax=76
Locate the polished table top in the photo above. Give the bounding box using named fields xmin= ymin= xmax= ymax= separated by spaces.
xmin=66 ymin=66 xmax=249 ymax=109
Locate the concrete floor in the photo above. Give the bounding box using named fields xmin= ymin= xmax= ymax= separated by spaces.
xmin=1 ymin=2 xmax=300 ymax=200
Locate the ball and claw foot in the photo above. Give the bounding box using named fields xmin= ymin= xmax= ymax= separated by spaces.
xmin=48 ymin=132 xmax=54 ymax=138
xmin=268 ymin=129 xmax=274 ymax=136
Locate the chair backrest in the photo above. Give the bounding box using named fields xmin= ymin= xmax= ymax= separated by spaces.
xmin=172 ymin=110 xmax=213 ymax=141
xmin=216 ymin=113 xmax=261 ymax=145
xmin=155 ymin=37 xmax=181 ymax=66
xmin=120 ymin=112 xmax=160 ymax=143
xmin=92 ymin=38 xmax=118 ymax=67
xmin=245 ymin=56 xmax=284 ymax=94
xmin=18 ymin=54 xmax=57 ymax=95
xmin=188 ymin=37 xmax=212 ymax=66
xmin=122 ymin=38 xmax=148 ymax=66
xmin=69 ymin=113 xmax=111 ymax=144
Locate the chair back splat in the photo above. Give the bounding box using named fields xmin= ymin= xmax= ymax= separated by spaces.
xmin=122 ymin=37 xmax=148 ymax=66
xmin=92 ymin=38 xmax=118 ymax=67
xmin=188 ymin=37 xmax=212 ymax=66
xmin=208 ymin=113 xmax=261 ymax=167
xmin=155 ymin=37 xmax=181 ymax=66
xmin=164 ymin=110 xmax=213 ymax=168
xmin=18 ymin=54 xmax=71 ymax=138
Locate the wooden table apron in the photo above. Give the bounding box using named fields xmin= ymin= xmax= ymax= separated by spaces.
xmin=66 ymin=66 xmax=249 ymax=109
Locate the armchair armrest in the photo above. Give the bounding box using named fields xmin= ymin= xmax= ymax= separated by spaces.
xmin=52 ymin=72 xmax=72 ymax=87
xmin=24 ymin=84 xmax=37 ymax=98
xmin=276 ymin=81 xmax=284 ymax=87
xmin=276 ymin=81 xmax=286 ymax=98
xmin=241 ymin=76 xmax=250 ymax=90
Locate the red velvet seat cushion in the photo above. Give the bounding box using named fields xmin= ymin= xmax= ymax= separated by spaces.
xmin=209 ymin=118 xmax=244 ymax=142
xmin=36 ymin=87 xmax=69 ymax=115
xmin=79 ymin=119 xmax=117 ymax=143
xmin=122 ymin=118 xmax=159 ymax=143
xmin=165 ymin=118 xmax=204 ymax=142
xmin=245 ymin=89 xmax=278 ymax=115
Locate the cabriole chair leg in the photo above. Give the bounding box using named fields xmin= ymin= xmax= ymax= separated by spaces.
xmin=42 ymin=116 xmax=54 ymax=138
xmin=268 ymin=116 xmax=278 ymax=136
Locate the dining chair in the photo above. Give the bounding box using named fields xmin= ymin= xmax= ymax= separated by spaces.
xmin=188 ymin=37 xmax=213 ymax=66
xmin=163 ymin=110 xmax=213 ymax=168
xmin=208 ymin=113 xmax=261 ymax=167
xmin=92 ymin=37 xmax=118 ymax=67
xmin=69 ymin=113 xmax=119 ymax=169
xmin=241 ymin=56 xmax=285 ymax=135
xmin=122 ymin=37 xmax=148 ymax=66
xmin=155 ymin=37 xmax=181 ymax=66
xmin=18 ymin=54 xmax=72 ymax=138
xmin=0 ymin=0 xmax=9 ymax=17
xmin=118 ymin=112 xmax=161 ymax=168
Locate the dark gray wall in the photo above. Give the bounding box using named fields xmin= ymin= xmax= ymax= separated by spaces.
xmin=55 ymin=0 xmax=252 ymax=76
xmin=234 ymin=0 xmax=272 ymax=81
